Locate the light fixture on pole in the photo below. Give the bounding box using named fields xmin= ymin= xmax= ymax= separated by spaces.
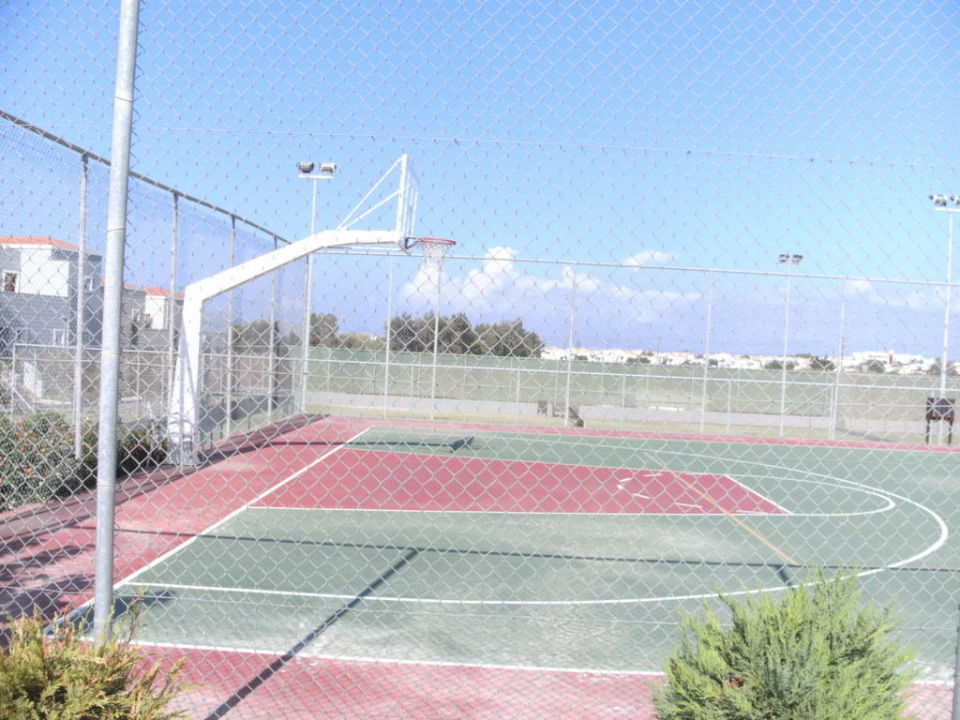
xmin=931 ymin=195 xmax=960 ymax=405
xmin=298 ymin=161 xmax=337 ymax=411
xmin=778 ymin=252 xmax=803 ymax=437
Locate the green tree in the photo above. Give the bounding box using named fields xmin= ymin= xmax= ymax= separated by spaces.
xmin=340 ymin=331 xmax=384 ymax=350
xmin=809 ymin=356 xmax=835 ymax=371
xmin=232 ymin=319 xmax=275 ymax=350
xmin=309 ymin=312 xmax=340 ymax=347
xmin=441 ymin=312 xmax=477 ymax=354
xmin=389 ymin=313 xmax=544 ymax=358
xmin=389 ymin=313 xmax=426 ymax=352
xmin=472 ymin=320 xmax=544 ymax=358
xmin=860 ymin=359 xmax=886 ymax=374
xmin=764 ymin=359 xmax=795 ymax=371
xmin=927 ymin=361 xmax=958 ymax=377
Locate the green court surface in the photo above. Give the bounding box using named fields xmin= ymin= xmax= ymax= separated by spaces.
xmin=115 ymin=424 xmax=960 ymax=681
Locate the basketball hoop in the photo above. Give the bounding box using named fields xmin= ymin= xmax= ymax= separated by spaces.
xmin=407 ymin=236 xmax=456 ymax=269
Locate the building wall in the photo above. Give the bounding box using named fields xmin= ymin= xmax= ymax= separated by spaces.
xmin=0 ymin=244 xmax=103 ymax=353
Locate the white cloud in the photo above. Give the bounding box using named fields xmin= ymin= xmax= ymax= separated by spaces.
xmin=399 ymin=245 xmax=701 ymax=343
xmin=842 ymin=278 xmax=945 ymax=313
xmin=623 ymin=250 xmax=678 ymax=267
xmin=844 ymin=278 xmax=874 ymax=295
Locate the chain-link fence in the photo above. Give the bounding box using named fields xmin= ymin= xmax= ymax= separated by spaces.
xmin=2 ymin=2 xmax=960 ymax=719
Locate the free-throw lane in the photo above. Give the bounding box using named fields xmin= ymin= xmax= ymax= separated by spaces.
xmin=256 ymin=448 xmax=788 ymax=515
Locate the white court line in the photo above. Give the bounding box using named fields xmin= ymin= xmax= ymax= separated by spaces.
xmin=125 ymin=636 xmax=960 ymax=685
xmin=129 ymin=638 xmax=665 ymax=677
xmin=107 ymin=426 xmax=372 ymax=594
xmin=722 ymin=474 xmax=794 ymax=515
xmin=615 ymin=479 xmax=648 ymax=499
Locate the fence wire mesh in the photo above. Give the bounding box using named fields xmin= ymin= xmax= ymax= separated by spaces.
xmin=2 ymin=2 xmax=960 ymax=718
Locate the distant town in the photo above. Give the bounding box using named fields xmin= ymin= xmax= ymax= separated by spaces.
xmin=541 ymin=347 xmax=953 ymax=376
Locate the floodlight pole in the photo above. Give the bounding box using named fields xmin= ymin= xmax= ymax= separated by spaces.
xmin=778 ymin=253 xmax=803 ymax=437
xmin=298 ymin=163 xmax=335 ymax=413
xmin=699 ymin=274 xmax=715 ymax=433
xmin=931 ymin=196 xmax=959 ymax=403
xmin=829 ymin=287 xmax=847 ymax=440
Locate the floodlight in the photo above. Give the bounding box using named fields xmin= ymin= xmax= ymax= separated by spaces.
xmin=951 ymin=195 xmax=960 ymax=206
xmin=297 ymin=161 xmax=315 ymax=174
xmin=319 ymin=162 xmax=337 ymax=175
xmin=931 ymin=194 xmax=948 ymax=207
xmin=792 ymin=254 xmax=803 ymax=264
xmin=778 ymin=253 xmax=790 ymax=263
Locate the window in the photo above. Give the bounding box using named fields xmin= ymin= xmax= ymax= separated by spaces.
xmin=3 ymin=272 xmax=17 ymax=293
xmin=51 ymin=329 xmax=67 ymax=346
xmin=84 ymin=277 xmax=97 ymax=292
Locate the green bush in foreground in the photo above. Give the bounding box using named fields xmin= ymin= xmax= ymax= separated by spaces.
xmin=0 ymin=607 xmax=190 ymax=720
xmin=655 ymin=571 xmax=915 ymax=720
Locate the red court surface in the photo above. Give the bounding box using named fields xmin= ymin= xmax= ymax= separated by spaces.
xmin=151 ymin=646 xmax=661 ymax=720
xmin=258 ymin=448 xmax=788 ymax=515
xmin=146 ymin=644 xmax=950 ymax=720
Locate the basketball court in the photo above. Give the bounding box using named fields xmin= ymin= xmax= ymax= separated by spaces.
xmin=70 ymin=414 xmax=958 ymax=717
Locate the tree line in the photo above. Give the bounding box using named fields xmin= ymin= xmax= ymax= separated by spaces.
xmin=388 ymin=313 xmax=544 ymax=357
xmin=230 ymin=312 xmax=545 ymax=358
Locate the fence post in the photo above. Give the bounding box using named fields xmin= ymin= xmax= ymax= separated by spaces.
xmin=268 ymin=236 xmax=278 ymax=423
xmin=225 ymin=216 xmax=236 ymax=438
xmin=93 ymin=0 xmax=140 ymax=641
xmin=563 ymin=272 xmax=577 ymax=427
xmin=830 ymin=288 xmax=847 ymax=440
xmin=73 ymin=154 xmax=89 ymax=459
xmin=700 ymin=274 xmax=714 ymax=433
xmin=952 ymin=603 xmax=960 ymax=720
xmin=166 ymin=192 xmax=179 ymax=450
xmin=514 ymin=359 xmax=521 ymax=423
xmin=383 ymin=255 xmax=394 ymax=418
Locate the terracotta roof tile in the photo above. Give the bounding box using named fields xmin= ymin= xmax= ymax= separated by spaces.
xmin=0 ymin=235 xmax=82 ymax=251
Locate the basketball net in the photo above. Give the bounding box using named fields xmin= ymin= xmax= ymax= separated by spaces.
xmin=412 ymin=237 xmax=456 ymax=271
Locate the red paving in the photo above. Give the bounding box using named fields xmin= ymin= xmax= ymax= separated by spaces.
xmin=259 ymin=448 xmax=787 ymax=515
xmin=145 ymin=644 xmax=951 ymax=720
xmin=150 ymin=645 xmax=661 ymax=720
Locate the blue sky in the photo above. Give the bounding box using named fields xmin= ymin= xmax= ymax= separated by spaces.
xmin=2 ymin=1 xmax=959 ymax=355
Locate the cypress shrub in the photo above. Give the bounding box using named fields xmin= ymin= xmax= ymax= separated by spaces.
xmin=655 ymin=571 xmax=915 ymax=720
xmin=0 ymin=606 xmax=190 ymax=719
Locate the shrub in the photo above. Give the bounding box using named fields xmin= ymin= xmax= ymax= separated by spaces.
xmin=655 ymin=571 xmax=915 ymax=720
xmin=0 ymin=606 xmax=191 ymax=719
xmin=0 ymin=412 xmax=82 ymax=509
xmin=0 ymin=413 xmax=168 ymax=511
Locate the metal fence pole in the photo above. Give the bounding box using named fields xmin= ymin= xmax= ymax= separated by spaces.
xmin=830 ymin=288 xmax=847 ymax=440
xmin=953 ymin=603 xmax=960 ymax=720
xmin=429 ymin=258 xmax=442 ymax=421
xmin=514 ymin=359 xmax=521 ymax=423
xmin=383 ymin=255 xmax=394 ymax=418
xmin=226 ymin=216 xmax=236 ymax=438
xmin=563 ymin=272 xmax=578 ymax=427
xmin=268 ymin=236 xmax=278 ymax=423
xmin=700 ymin=274 xmax=714 ymax=433
xmin=94 ymin=0 xmax=140 ymax=640
xmin=73 ymin=154 xmax=89 ymax=459
xmin=166 ymin=192 xmax=179 ymax=438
